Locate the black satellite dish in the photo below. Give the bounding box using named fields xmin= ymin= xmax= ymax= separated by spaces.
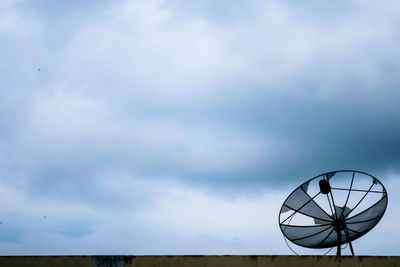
xmin=279 ymin=170 xmax=387 ymax=256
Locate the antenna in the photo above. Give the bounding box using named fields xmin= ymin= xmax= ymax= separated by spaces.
xmin=279 ymin=170 xmax=388 ymax=256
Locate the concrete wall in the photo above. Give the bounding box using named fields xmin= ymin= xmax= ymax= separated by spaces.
xmin=0 ymin=255 xmax=399 ymax=267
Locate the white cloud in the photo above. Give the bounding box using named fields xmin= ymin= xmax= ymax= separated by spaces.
xmin=57 ymin=0 xmax=233 ymax=99
xmin=0 ymin=178 xmax=287 ymax=255
xmin=0 ymin=10 xmax=41 ymax=38
xmin=3 ymin=86 xmax=270 ymax=183
xmin=1 ymin=175 xmax=397 ymax=255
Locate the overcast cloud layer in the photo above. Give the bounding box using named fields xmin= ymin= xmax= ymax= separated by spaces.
xmin=0 ymin=0 xmax=400 ymax=255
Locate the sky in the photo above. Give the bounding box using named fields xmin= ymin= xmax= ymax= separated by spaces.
xmin=0 ymin=0 xmax=400 ymax=255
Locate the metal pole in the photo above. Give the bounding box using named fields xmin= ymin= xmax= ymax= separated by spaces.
xmin=344 ymin=226 xmax=355 ymax=256
xmin=336 ymin=229 xmax=341 ymax=257
xmin=348 ymin=240 xmax=355 ymax=256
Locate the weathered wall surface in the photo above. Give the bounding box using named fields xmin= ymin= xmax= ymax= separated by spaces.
xmin=0 ymin=255 xmax=399 ymax=267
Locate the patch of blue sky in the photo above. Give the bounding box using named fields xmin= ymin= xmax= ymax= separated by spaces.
xmin=0 ymin=226 xmax=24 ymax=243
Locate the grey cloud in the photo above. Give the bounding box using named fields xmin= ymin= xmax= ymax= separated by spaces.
xmin=1 ymin=0 xmax=400 ymax=199
xmin=0 ymin=0 xmax=399 ymax=225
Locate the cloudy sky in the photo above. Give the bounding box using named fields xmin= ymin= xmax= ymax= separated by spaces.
xmin=1 ymin=0 xmax=400 ymax=256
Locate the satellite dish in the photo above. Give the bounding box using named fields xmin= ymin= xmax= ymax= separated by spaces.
xmin=279 ymin=170 xmax=388 ymax=256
